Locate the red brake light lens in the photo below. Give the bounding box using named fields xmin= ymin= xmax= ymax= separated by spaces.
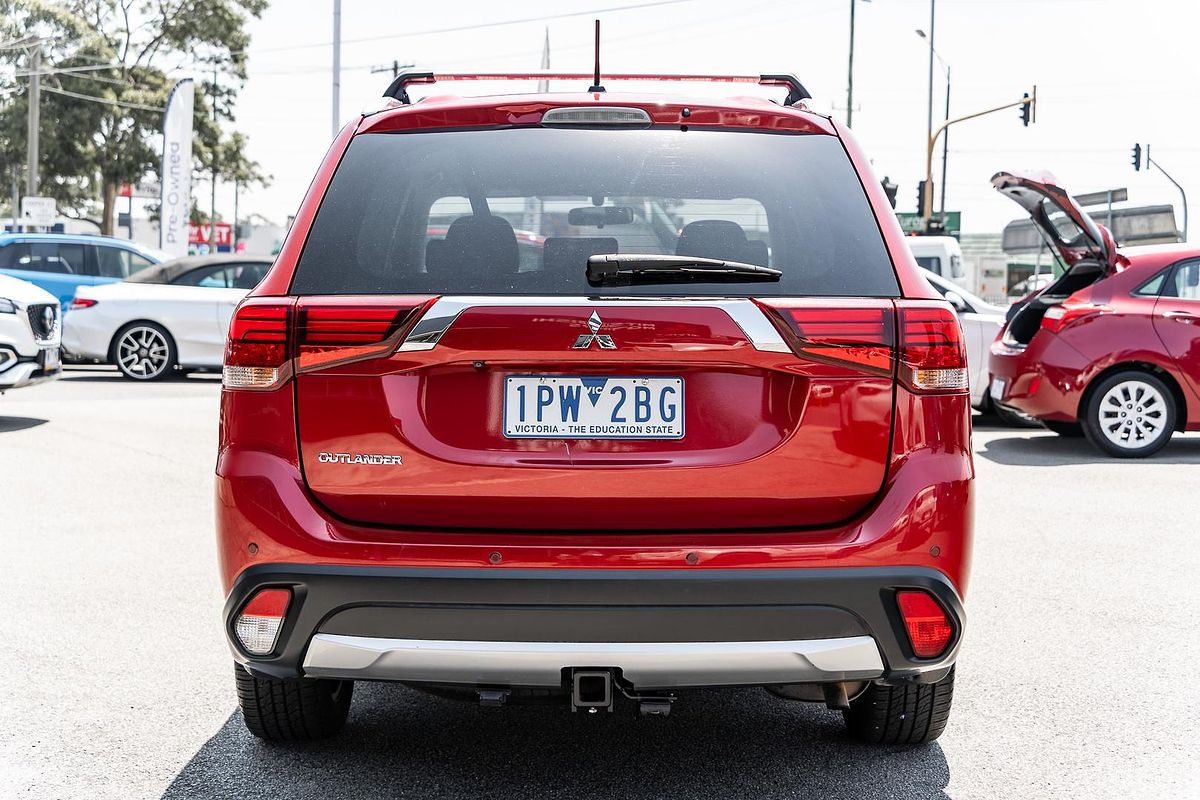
xmin=896 ymin=590 xmax=954 ymax=658
xmin=69 ymin=297 xmax=98 ymax=310
xmin=294 ymin=297 xmax=432 ymax=372
xmin=223 ymin=299 xmax=292 ymax=389
xmin=761 ymin=300 xmax=895 ymax=375
xmin=897 ymin=302 xmax=969 ymax=393
xmin=1040 ymin=302 xmax=1112 ymax=334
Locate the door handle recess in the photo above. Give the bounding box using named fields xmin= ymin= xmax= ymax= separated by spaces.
xmin=1162 ymin=310 xmax=1200 ymax=324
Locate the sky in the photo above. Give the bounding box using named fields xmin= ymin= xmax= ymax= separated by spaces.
xmin=202 ymin=0 xmax=1200 ymax=238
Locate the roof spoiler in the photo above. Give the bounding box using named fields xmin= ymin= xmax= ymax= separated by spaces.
xmin=381 ymin=71 xmax=812 ymax=106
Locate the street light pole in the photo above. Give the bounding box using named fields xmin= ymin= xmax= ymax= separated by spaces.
xmin=925 ymin=0 xmax=935 ymax=182
xmin=939 ymin=65 xmax=950 ymax=222
xmin=331 ymin=0 xmax=340 ymax=138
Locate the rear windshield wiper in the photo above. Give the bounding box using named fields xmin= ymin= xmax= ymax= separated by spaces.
xmin=586 ymin=254 xmax=782 ymax=286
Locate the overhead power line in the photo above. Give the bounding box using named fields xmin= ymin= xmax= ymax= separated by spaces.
xmin=41 ymin=85 xmax=164 ymax=112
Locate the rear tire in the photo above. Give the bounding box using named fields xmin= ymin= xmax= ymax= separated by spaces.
xmin=234 ymin=664 xmax=353 ymax=741
xmin=1042 ymin=420 xmax=1084 ymax=437
xmin=1081 ymin=370 xmax=1176 ymax=458
xmin=843 ymin=667 xmax=954 ymax=745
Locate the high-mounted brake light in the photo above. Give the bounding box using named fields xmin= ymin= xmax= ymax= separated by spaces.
xmin=223 ymin=299 xmax=292 ymax=389
xmin=897 ymin=302 xmax=969 ymax=394
xmin=234 ymin=588 xmax=291 ymax=656
xmin=69 ymin=297 xmax=98 ymax=310
xmin=1040 ymin=302 xmax=1112 ymax=334
xmin=896 ymin=590 xmax=954 ymax=659
xmin=760 ymin=300 xmax=895 ymax=375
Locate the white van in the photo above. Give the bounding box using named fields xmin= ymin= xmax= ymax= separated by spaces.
xmin=907 ymin=236 xmax=969 ymax=290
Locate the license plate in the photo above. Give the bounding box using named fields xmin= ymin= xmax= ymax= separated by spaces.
xmin=39 ymin=347 xmax=60 ymax=372
xmin=504 ymin=376 xmax=684 ymax=439
xmin=989 ymin=378 xmax=1006 ymax=401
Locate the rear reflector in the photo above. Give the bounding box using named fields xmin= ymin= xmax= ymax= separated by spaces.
xmin=897 ymin=302 xmax=969 ymax=394
xmin=234 ymin=588 xmax=291 ymax=656
xmin=223 ymin=299 xmax=292 ymax=389
xmin=896 ymin=590 xmax=954 ymax=658
xmin=760 ymin=300 xmax=895 ymax=375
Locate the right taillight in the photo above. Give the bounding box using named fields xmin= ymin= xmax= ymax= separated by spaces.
xmin=223 ymin=299 xmax=293 ymax=390
xmin=896 ymin=590 xmax=954 ymax=658
xmin=897 ymin=302 xmax=969 ymax=394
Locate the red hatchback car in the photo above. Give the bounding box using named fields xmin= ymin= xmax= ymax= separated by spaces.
xmin=216 ymin=72 xmax=973 ymax=744
xmin=989 ymin=170 xmax=1200 ymax=457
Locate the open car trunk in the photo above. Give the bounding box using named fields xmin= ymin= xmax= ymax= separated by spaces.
xmin=991 ymin=169 xmax=1119 ymax=347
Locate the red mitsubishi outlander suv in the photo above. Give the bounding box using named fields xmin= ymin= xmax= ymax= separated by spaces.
xmin=989 ymin=170 xmax=1200 ymax=457
xmin=216 ymin=71 xmax=972 ymax=744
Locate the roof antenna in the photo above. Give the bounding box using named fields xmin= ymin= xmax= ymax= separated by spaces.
xmin=588 ymin=19 xmax=605 ymax=93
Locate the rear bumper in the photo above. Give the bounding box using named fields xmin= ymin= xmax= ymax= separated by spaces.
xmin=988 ymin=332 xmax=1090 ymax=422
xmin=225 ymin=564 xmax=963 ymax=687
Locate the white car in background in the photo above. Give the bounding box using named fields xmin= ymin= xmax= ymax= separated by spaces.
xmin=63 ymin=255 xmax=273 ymax=381
xmin=0 ymin=274 xmax=62 ymax=392
xmin=919 ymin=268 xmax=1010 ymax=412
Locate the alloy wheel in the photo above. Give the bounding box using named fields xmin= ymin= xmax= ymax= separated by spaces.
xmin=1096 ymin=379 xmax=1167 ymax=450
xmin=116 ymin=326 xmax=171 ymax=380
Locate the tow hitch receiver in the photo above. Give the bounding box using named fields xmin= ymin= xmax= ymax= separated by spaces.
xmin=571 ymin=670 xmax=614 ymax=713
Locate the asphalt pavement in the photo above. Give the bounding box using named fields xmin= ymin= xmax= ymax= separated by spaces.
xmin=1 ymin=366 xmax=1198 ymax=799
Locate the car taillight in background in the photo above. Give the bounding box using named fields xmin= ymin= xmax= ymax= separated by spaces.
xmin=223 ymin=297 xmax=434 ymax=389
xmin=233 ymin=588 xmax=291 ymax=656
xmin=69 ymin=298 xmax=97 ymax=310
xmin=1040 ymin=302 xmax=1112 ymax=334
xmin=896 ymin=590 xmax=954 ymax=658
xmin=896 ymin=302 xmax=968 ymax=393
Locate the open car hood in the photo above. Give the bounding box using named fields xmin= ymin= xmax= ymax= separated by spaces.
xmin=992 ymin=169 xmax=1116 ymax=270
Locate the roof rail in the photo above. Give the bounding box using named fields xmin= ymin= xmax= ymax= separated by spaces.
xmin=382 ymin=71 xmax=812 ymax=106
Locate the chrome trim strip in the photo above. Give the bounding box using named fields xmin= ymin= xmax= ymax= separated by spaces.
xmin=302 ymin=634 xmax=885 ymax=687
xmin=396 ymin=296 xmax=790 ymax=353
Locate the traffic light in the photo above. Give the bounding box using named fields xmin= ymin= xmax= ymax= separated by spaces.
xmin=916 ymin=180 xmax=928 ymax=215
xmin=1019 ymin=92 xmax=1031 ymax=127
xmin=881 ymin=176 xmax=898 ymax=209
xmin=1131 ymin=143 xmax=1142 ymax=171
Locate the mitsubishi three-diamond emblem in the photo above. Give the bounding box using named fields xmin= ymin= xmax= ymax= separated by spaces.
xmin=572 ymin=310 xmax=617 ymax=349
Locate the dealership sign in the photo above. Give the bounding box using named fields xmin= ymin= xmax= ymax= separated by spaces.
xmin=188 ymin=222 xmax=232 ymax=247
xmin=159 ymin=79 xmax=194 ymax=258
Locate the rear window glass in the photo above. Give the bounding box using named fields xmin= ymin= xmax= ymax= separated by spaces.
xmin=292 ymin=128 xmax=899 ymax=297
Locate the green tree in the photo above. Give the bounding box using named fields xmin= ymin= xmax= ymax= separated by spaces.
xmin=0 ymin=0 xmax=268 ymax=234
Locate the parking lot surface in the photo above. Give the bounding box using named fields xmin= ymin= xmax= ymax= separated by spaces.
xmin=2 ymin=367 xmax=1198 ymax=799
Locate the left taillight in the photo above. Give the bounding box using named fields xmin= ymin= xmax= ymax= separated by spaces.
xmin=222 ymin=299 xmax=292 ymax=390
xmin=69 ymin=297 xmax=97 ymax=310
xmin=233 ymin=588 xmax=291 ymax=656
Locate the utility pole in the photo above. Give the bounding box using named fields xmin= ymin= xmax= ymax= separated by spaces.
xmin=939 ymin=66 xmax=950 ymax=223
xmin=332 ymin=0 xmax=341 ymax=138
xmin=26 ymin=46 xmax=40 ymax=196
xmin=846 ymin=0 xmax=856 ymax=127
xmin=925 ymin=0 xmax=935 ymax=183
xmin=370 ymin=60 xmax=414 ymax=80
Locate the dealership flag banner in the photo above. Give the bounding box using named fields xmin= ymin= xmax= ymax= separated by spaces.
xmin=159 ymin=79 xmax=194 ymax=257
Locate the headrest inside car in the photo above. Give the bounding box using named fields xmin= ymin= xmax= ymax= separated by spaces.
xmin=425 ymin=215 xmax=519 ymax=281
xmin=676 ymin=220 xmax=768 ymax=267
